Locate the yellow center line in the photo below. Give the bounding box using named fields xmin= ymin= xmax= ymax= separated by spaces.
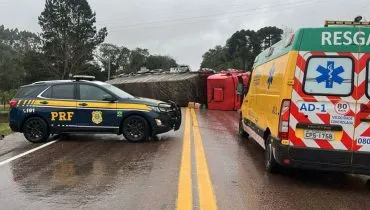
xmin=177 ymin=108 xmax=192 ymax=210
xmin=191 ymin=108 xmax=218 ymax=210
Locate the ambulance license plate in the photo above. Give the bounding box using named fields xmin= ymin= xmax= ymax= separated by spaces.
xmin=304 ymin=130 xmax=334 ymax=141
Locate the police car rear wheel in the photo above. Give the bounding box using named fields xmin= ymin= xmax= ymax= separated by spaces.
xmin=23 ymin=117 xmax=49 ymax=143
xmin=265 ymin=137 xmax=279 ymax=173
xmin=123 ymin=116 xmax=149 ymax=142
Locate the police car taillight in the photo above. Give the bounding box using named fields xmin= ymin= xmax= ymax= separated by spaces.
xmin=9 ymin=100 xmax=18 ymax=108
xmin=278 ymin=100 xmax=291 ymax=140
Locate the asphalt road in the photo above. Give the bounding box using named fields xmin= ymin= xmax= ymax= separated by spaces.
xmin=0 ymin=108 xmax=370 ymax=210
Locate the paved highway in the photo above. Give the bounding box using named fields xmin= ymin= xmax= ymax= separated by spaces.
xmin=0 ymin=108 xmax=370 ymax=209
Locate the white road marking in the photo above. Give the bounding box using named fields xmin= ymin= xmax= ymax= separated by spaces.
xmin=0 ymin=140 xmax=58 ymax=167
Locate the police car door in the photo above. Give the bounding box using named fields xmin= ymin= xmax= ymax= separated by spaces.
xmin=37 ymin=83 xmax=78 ymax=131
xmin=75 ymin=84 xmax=119 ymax=132
xmin=290 ymin=52 xmax=356 ymax=165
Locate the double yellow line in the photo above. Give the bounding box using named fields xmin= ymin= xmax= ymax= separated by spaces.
xmin=177 ymin=108 xmax=217 ymax=210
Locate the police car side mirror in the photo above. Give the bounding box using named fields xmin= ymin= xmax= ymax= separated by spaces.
xmin=103 ymin=95 xmax=117 ymax=102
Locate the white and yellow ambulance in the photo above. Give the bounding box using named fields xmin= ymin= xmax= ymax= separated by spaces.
xmin=239 ymin=20 xmax=370 ymax=174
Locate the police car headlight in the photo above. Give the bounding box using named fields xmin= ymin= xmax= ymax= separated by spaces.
xmin=149 ymin=106 xmax=161 ymax=112
xmin=149 ymin=104 xmax=172 ymax=112
xmin=158 ymin=103 xmax=172 ymax=112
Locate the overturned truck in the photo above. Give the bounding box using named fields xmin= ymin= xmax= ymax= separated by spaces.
xmin=107 ymin=72 xmax=210 ymax=107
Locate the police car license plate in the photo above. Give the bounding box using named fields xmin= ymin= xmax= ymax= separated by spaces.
xmin=304 ymin=130 xmax=334 ymax=141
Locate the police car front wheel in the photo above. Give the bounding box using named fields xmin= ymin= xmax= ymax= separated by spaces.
xmin=122 ymin=115 xmax=149 ymax=142
xmin=23 ymin=117 xmax=50 ymax=143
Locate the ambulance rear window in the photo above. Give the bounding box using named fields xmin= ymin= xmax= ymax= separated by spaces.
xmin=303 ymin=57 xmax=353 ymax=96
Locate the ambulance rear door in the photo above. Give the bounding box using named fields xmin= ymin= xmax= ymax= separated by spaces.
xmin=288 ymin=28 xmax=360 ymax=165
xmin=352 ymin=27 xmax=370 ymax=169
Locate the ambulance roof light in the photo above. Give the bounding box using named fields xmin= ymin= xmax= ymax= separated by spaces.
xmin=354 ymin=16 xmax=363 ymax=23
xmin=73 ymin=75 xmax=96 ymax=81
xmin=324 ymin=20 xmax=370 ymax=27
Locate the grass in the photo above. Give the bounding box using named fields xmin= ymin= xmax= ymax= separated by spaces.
xmin=0 ymin=104 xmax=10 ymax=112
xmin=0 ymin=123 xmax=11 ymax=136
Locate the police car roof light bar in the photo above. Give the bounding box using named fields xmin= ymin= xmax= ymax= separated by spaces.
xmin=73 ymin=75 xmax=96 ymax=81
xmin=325 ymin=20 xmax=370 ymax=27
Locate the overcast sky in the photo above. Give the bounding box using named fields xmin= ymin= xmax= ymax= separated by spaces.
xmin=0 ymin=0 xmax=369 ymax=70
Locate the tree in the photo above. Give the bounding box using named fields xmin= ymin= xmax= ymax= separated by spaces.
xmin=0 ymin=26 xmax=47 ymax=90
xmin=201 ymin=45 xmax=228 ymax=71
xmin=38 ymin=0 xmax=108 ymax=79
xmin=226 ymin=30 xmax=260 ymax=70
xmin=0 ymin=25 xmax=41 ymax=53
xmin=0 ymin=43 xmax=24 ymax=91
xmin=200 ymin=26 xmax=283 ymax=71
xmin=0 ymin=89 xmax=17 ymax=109
xmin=129 ymin=48 xmax=149 ymax=73
xmin=97 ymin=43 xmax=131 ymax=76
xmin=80 ymin=61 xmax=106 ymax=81
xmin=145 ymin=55 xmax=177 ymax=71
xmin=257 ymin=26 xmax=284 ymax=50
xmin=22 ymin=50 xmax=53 ymax=84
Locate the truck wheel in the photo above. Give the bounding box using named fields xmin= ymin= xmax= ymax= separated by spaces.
xmin=265 ymin=136 xmax=279 ymax=173
xmin=122 ymin=115 xmax=149 ymax=142
xmin=238 ymin=117 xmax=249 ymax=138
xmin=23 ymin=117 xmax=50 ymax=143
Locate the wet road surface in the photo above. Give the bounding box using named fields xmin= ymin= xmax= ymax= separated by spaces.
xmin=0 ymin=108 xmax=370 ymax=209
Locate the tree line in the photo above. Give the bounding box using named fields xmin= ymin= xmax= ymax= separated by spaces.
xmin=201 ymin=26 xmax=284 ymax=71
xmin=0 ymin=0 xmax=179 ymax=99
xmin=1 ymin=0 xmax=285 ymax=105
xmin=97 ymin=44 xmax=178 ymax=77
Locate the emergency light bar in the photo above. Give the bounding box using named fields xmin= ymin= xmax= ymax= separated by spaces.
xmin=325 ymin=20 xmax=370 ymax=27
xmin=73 ymin=75 xmax=96 ymax=81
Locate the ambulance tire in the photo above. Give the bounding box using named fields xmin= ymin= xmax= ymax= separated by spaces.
xmin=22 ymin=117 xmax=50 ymax=143
xmin=122 ymin=115 xmax=149 ymax=142
xmin=238 ymin=117 xmax=249 ymax=139
xmin=265 ymin=136 xmax=279 ymax=173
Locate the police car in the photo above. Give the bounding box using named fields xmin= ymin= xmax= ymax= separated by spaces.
xmin=8 ymin=75 xmax=181 ymax=143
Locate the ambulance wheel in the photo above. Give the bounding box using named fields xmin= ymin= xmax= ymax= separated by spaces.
xmin=265 ymin=137 xmax=279 ymax=173
xmin=23 ymin=117 xmax=50 ymax=143
xmin=238 ymin=117 xmax=249 ymax=138
xmin=122 ymin=115 xmax=149 ymax=142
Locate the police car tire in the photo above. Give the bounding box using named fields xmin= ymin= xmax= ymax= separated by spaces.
xmin=122 ymin=115 xmax=149 ymax=142
xmin=23 ymin=117 xmax=50 ymax=143
xmin=265 ymin=137 xmax=279 ymax=173
xmin=238 ymin=117 xmax=249 ymax=139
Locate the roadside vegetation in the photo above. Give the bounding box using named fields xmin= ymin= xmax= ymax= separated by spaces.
xmin=201 ymin=27 xmax=284 ymax=71
xmin=0 ymin=123 xmax=11 ymax=136
xmin=0 ymin=0 xmax=181 ymax=98
xmin=0 ymin=105 xmax=10 ymax=113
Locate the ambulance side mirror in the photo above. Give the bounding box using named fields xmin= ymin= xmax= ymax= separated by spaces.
xmin=103 ymin=95 xmax=117 ymax=102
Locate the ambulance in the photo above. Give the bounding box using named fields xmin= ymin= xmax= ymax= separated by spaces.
xmin=239 ymin=20 xmax=370 ymax=174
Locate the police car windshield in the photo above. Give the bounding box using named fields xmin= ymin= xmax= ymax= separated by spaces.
xmin=103 ymin=84 xmax=134 ymax=99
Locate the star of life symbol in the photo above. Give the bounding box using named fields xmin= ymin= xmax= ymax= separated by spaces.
xmin=315 ymin=61 xmax=345 ymax=88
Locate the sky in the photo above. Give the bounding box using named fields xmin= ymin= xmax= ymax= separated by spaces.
xmin=0 ymin=0 xmax=369 ymax=70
